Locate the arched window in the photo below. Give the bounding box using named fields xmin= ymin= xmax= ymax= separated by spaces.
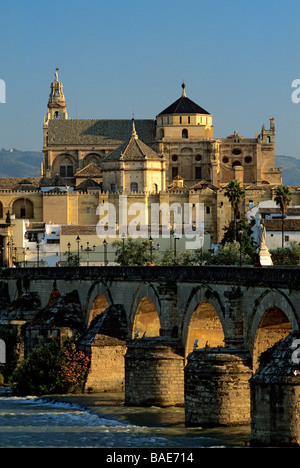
xmin=158 ymin=129 xmax=164 ymax=140
xmin=182 ymin=129 xmax=188 ymax=139
xmin=130 ymin=182 xmax=138 ymax=193
xmin=12 ymin=198 xmax=34 ymax=219
xmin=60 ymin=164 xmax=73 ymax=177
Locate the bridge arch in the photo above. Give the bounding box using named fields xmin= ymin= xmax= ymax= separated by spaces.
xmin=129 ymin=282 xmax=161 ymax=339
xmin=247 ymin=289 xmax=298 ymax=371
xmin=181 ymin=285 xmax=226 ymax=358
xmin=83 ymin=281 xmax=113 ymax=326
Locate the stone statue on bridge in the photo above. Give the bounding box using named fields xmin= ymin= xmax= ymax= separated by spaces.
xmin=251 ymin=212 xmax=272 ymax=266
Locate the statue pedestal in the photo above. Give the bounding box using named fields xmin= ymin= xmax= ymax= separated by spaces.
xmin=259 ymin=245 xmax=273 ymax=266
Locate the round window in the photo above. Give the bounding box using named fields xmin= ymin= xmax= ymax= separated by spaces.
xmin=245 ymin=156 xmax=252 ymax=163
xmin=195 ymin=154 xmax=202 ymax=162
xmin=232 ymin=148 xmax=242 ymax=155
xmin=172 ymin=155 xmax=178 ymax=162
xmin=222 ymin=157 xmax=229 ymax=164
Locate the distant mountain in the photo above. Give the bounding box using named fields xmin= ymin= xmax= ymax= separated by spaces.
xmin=0 ymin=149 xmax=298 ymax=186
xmin=275 ymin=155 xmax=300 ymax=186
xmin=0 ymin=148 xmax=43 ymax=178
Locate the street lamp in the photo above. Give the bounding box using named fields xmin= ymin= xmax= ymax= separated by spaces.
xmin=174 ymin=236 xmax=179 ymax=263
xmin=238 ymin=229 xmax=243 ymax=267
xmin=148 ymin=236 xmax=160 ymax=264
xmin=103 ymin=239 xmax=108 ymax=266
xmin=36 ymin=239 xmax=40 ymax=267
xmin=81 ymin=241 xmax=95 ymax=266
xmin=149 ymin=236 xmax=153 ymax=263
xmin=7 ymin=241 xmax=11 ymax=267
xmin=76 ymin=235 xmax=81 ymax=266
xmin=67 ymin=242 xmax=71 ymax=266
xmin=121 ymin=233 xmax=126 ymax=265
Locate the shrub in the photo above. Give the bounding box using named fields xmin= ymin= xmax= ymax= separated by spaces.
xmin=12 ymin=340 xmax=90 ymax=396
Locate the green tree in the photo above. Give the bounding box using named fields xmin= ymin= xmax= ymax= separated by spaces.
xmin=224 ymin=180 xmax=245 ymax=241
xmin=271 ymin=241 xmax=300 ymax=265
xmin=63 ymin=251 xmax=79 ymax=266
xmin=221 ymin=218 xmax=256 ymax=258
xmin=209 ymin=241 xmax=252 ymax=265
xmin=274 ymin=185 xmax=292 ymax=247
xmin=112 ymin=237 xmax=159 ymax=265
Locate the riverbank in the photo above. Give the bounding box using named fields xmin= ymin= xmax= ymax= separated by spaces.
xmin=48 ymin=391 xmax=251 ymax=447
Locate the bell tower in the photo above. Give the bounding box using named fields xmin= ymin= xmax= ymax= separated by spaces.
xmin=42 ymin=69 xmax=69 ymax=177
xmin=45 ymin=68 xmax=68 ymax=122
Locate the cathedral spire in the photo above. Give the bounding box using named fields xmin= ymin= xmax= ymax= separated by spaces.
xmin=46 ymin=69 xmax=68 ymax=121
xmin=131 ymin=118 xmax=138 ymax=140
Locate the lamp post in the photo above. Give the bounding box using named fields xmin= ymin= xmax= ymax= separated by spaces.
xmin=238 ymin=229 xmax=243 ymax=267
xmin=121 ymin=233 xmax=126 ymax=265
xmin=67 ymin=242 xmax=71 ymax=265
xmin=103 ymin=239 xmax=108 ymax=266
xmin=149 ymin=236 xmax=153 ymax=263
xmin=76 ymin=235 xmax=80 ymax=266
xmin=7 ymin=241 xmax=11 ymax=267
xmin=81 ymin=241 xmax=95 ymax=266
xmin=148 ymin=236 xmax=160 ymax=264
xmin=174 ymin=236 xmax=179 ymax=263
xmin=36 ymin=239 xmax=40 ymax=267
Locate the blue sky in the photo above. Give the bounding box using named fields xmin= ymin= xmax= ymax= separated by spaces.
xmin=1 ymin=0 xmax=300 ymax=158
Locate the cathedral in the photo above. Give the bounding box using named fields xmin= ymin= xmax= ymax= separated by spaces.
xmin=0 ymin=71 xmax=286 ymax=266
xmin=43 ymin=72 xmax=281 ymax=190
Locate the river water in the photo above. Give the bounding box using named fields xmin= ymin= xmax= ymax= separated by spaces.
xmin=0 ymin=388 xmax=250 ymax=448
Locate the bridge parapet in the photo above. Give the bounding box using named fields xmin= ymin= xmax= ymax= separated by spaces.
xmin=3 ymin=265 xmax=300 ymax=288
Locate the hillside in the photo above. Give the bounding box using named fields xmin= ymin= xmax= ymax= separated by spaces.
xmin=0 ymin=149 xmax=299 ymax=186
xmin=275 ymin=155 xmax=300 ymax=186
xmin=0 ymin=148 xmax=43 ymax=178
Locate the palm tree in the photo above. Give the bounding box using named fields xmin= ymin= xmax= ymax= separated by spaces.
xmin=224 ymin=180 xmax=245 ymax=241
xmin=274 ymin=185 xmax=292 ymax=247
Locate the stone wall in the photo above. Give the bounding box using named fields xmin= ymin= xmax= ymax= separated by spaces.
xmin=125 ymin=337 xmax=185 ymax=407
xmin=250 ymin=331 xmax=300 ymax=447
xmin=185 ymin=347 xmax=252 ymax=426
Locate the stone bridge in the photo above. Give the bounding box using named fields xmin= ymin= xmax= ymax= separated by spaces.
xmin=5 ymin=265 xmax=299 ymax=359
xmin=1 ymin=265 xmax=300 ymax=442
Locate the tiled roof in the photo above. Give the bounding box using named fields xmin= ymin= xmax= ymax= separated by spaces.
xmin=74 ymin=178 xmax=101 ymax=191
xmin=158 ymin=95 xmax=210 ymax=116
xmin=74 ymin=163 xmax=102 ymax=178
xmin=47 ymin=119 xmax=156 ymax=146
xmin=60 ymin=225 xmax=98 ymax=235
xmin=103 ymin=132 xmax=161 ymax=161
xmin=40 ymin=174 xmax=68 ymax=187
xmin=0 ymin=177 xmax=41 ymax=190
xmin=190 ymin=180 xmax=218 ymax=191
xmin=264 ymin=219 xmax=300 ymax=231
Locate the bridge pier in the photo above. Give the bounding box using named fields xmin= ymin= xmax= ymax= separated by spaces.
xmin=184 ymin=346 xmax=252 ymax=427
xmin=125 ymin=337 xmax=185 ymax=407
xmin=77 ymin=304 xmax=128 ymax=392
xmin=250 ymin=331 xmax=300 ymax=447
